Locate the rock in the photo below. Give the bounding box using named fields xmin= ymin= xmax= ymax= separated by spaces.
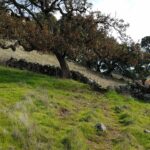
xmin=116 ymin=81 xmax=150 ymax=101
xmin=144 ymin=129 xmax=150 ymax=134
xmin=117 ymin=85 xmax=131 ymax=95
xmin=107 ymin=86 xmax=115 ymax=90
xmin=143 ymin=94 xmax=150 ymax=101
xmin=95 ymin=123 xmax=107 ymax=132
xmin=89 ymin=81 xmax=102 ymax=91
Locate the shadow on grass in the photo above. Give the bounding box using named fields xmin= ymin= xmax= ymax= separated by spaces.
xmin=0 ymin=66 xmax=42 ymax=85
xmin=0 ymin=66 xmax=89 ymax=92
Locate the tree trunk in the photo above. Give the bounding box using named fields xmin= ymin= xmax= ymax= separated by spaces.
xmin=55 ymin=53 xmax=71 ymax=78
xmin=104 ymin=63 xmax=115 ymax=76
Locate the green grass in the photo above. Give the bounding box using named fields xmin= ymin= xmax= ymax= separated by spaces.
xmin=0 ymin=66 xmax=149 ymax=150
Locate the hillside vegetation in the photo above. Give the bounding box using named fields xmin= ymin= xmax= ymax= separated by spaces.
xmin=0 ymin=66 xmax=150 ymax=150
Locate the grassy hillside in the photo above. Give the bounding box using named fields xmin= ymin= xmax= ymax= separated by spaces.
xmin=0 ymin=66 xmax=149 ymax=150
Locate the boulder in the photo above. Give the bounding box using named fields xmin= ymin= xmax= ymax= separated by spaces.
xmin=95 ymin=123 xmax=107 ymax=132
xmin=143 ymin=94 xmax=150 ymax=101
xmin=144 ymin=129 xmax=150 ymax=134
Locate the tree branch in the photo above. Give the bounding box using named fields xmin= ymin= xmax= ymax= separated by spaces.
xmin=7 ymin=0 xmax=43 ymax=28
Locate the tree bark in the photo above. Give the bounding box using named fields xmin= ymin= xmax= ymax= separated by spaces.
xmin=55 ymin=53 xmax=71 ymax=78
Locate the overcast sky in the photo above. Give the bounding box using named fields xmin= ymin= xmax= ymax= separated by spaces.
xmin=91 ymin=0 xmax=150 ymax=42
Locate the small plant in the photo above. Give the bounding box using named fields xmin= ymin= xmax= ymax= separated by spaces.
xmin=114 ymin=106 xmax=124 ymax=113
xmin=119 ymin=113 xmax=134 ymax=126
xmin=114 ymin=105 xmax=130 ymax=113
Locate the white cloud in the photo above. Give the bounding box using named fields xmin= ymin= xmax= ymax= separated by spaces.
xmin=90 ymin=0 xmax=150 ymax=42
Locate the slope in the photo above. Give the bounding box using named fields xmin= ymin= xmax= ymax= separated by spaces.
xmin=0 ymin=66 xmax=149 ymax=150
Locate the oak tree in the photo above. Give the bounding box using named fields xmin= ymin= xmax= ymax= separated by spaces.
xmin=141 ymin=36 xmax=150 ymax=53
xmin=0 ymin=0 xmax=130 ymax=78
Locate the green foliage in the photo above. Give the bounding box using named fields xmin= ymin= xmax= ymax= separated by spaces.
xmin=119 ymin=113 xmax=134 ymax=126
xmin=141 ymin=36 xmax=150 ymax=53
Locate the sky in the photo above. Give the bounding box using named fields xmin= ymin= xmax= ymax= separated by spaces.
xmin=91 ymin=0 xmax=150 ymax=42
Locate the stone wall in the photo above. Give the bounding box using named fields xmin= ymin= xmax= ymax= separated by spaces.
xmin=116 ymin=81 xmax=150 ymax=102
xmin=4 ymin=58 xmax=150 ymax=101
xmin=5 ymin=58 xmax=104 ymax=92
